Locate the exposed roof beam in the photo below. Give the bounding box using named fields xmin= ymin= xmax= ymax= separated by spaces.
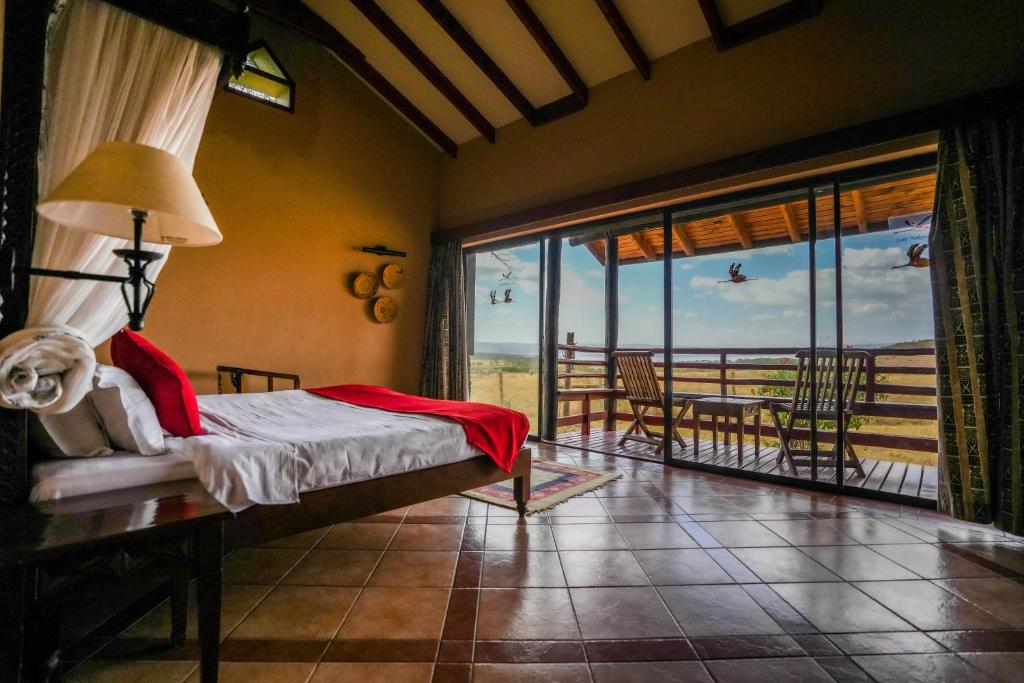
xmin=698 ymin=0 xmax=820 ymax=52
xmin=851 ymin=189 xmax=868 ymax=232
xmin=416 ymin=0 xmax=534 ymax=122
xmin=672 ymin=224 xmax=696 ymax=256
xmin=585 ymin=241 xmax=605 ymax=265
xmin=250 ymin=0 xmax=457 ymax=157
xmin=630 ymin=232 xmax=657 ymax=261
xmin=779 ymin=203 xmax=801 ymax=242
xmin=505 ymin=0 xmax=588 ymax=105
xmin=593 ymin=0 xmax=650 ymax=80
xmin=350 ymin=0 xmax=494 ymax=142
xmin=727 ymin=214 xmax=754 ymax=249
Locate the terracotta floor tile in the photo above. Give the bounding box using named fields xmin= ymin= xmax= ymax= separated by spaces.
xmin=935 ymin=578 xmax=1024 ymax=627
xmin=67 ymin=661 xmax=197 ymax=683
xmin=590 ymin=662 xmax=713 ymax=682
xmin=481 ymin=551 xmax=566 ymax=587
xmin=948 ymin=542 xmax=1024 ymax=574
xmin=309 ymin=662 xmax=433 ymax=682
xmin=484 ymin=524 xmax=557 ymax=551
xmin=551 ymin=524 xmax=628 ymax=550
xmin=260 ymin=527 xmax=331 ymax=549
xmin=593 ymin=482 xmax=657 ymax=497
xmin=124 ymin=584 xmax=271 ymax=640
xmin=584 ymin=638 xmax=696 ymax=662
xmin=475 ymin=589 xmax=580 ymax=640
xmin=820 ymin=518 xmax=926 ymax=545
xmin=826 ymin=632 xmax=946 ymax=655
xmin=222 ymin=548 xmax=307 ymax=585
xmin=473 ymin=640 xmax=585 ymax=663
xmin=854 ymin=580 xmax=1012 ymax=630
xmin=759 ymin=520 xmax=858 ymax=546
xmin=869 ymin=543 xmax=998 ymax=579
xmin=729 ymin=547 xmax=839 ymax=583
xmin=797 ymin=545 xmax=918 ymax=581
xmin=408 ymin=497 xmax=471 ymax=516
xmin=705 ymin=549 xmax=761 ymax=583
xmin=769 ymin=582 xmax=912 ymax=633
xmin=559 ymin=550 xmax=649 ymax=587
xmin=961 ymin=653 xmax=1024 ymax=683
xmin=570 ymin=587 xmax=681 ymax=639
xmin=615 ymin=523 xmax=698 ymax=549
xmin=599 ymin=496 xmax=677 ymax=516
xmin=658 ymin=585 xmax=784 ymax=636
xmin=669 ymin=496 xmax=749 ymax=514
xmin=634 ymin=549 xmax=735 ymax=585
xmin=545 ymin=497 xmax=609 ymax=517
xmin=229 ymin=585 xmax=359 ymax=640
xmin=390 ymin=523 xmax=465 ymax=551
xmin=185 ymin=662 xmax=315 ymax=683
xmin=852 ymin=653 xmax=1001 ymax=683
xmin=336 ymin=587 xmax=449 ymax=640
xmin=471 ymin=663 xmax=590 ymax=682
xmin=689 ymin=634 xmax=804 ymax=659
xmin=368 ymin=551 xmax=458 ymax=587
xmin=703 ymin=657 xmax=834 ymax=682
xmin=698 ymin=521 xmax=790 ymax=548
xmin=317 ymin=523 xmax=399 ymax=550
xmin=282 ymin=549 xmax=382 ymax=586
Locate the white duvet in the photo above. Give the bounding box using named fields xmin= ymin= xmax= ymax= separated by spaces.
xmin=176 ymin=390 xmax=483 ymax=512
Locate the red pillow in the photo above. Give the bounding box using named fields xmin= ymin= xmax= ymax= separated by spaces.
xmin=110 ymin=329 xmax=203 ymax=437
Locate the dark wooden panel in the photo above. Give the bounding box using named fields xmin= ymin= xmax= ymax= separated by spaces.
xmin=505 ymin=0 xmax=587 ymax=105
xmin=593 ymin=0 xmax=650 ymax=80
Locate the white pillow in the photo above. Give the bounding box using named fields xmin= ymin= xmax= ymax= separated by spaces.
xmin=31 ymin=399 xmax=113 ymax=458
xmin=89 ymin=365 xmax=167 ymax=455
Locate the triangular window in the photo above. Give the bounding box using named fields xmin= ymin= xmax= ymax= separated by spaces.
xmin=226 ymin=42 xmax=294 ymax=112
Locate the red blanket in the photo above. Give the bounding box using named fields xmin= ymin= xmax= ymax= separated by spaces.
xmin=307 ymin=384 xmax=529 ymax=473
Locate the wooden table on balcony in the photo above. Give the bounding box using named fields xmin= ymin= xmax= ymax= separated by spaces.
xmin=674 ymin=395 xmax=764 ymax=461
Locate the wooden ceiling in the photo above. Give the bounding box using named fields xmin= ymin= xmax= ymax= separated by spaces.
xmin=582 ymin=172 xmax=937 ymax=265
xmin=250 ymin=0 xmax=821 ymax=156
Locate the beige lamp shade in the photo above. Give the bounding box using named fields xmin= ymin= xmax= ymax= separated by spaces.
xmin=36 ymin=141 xmax=221 ymax=246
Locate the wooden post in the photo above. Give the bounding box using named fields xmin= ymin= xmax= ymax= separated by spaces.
xmin=560 ymin=331 xmax=575 ymax=417
xmin=581 ymin=392 xmax=591 ymax=436
xmin=540 ymin=237 xmax=562 ymax=440
xmin=498 ymin=369 xmax=505 ymax=406
xmin=719 ymin=352 xmax=727 ymax=396
xmin=662 ymin=211 xmax=673 ymax=463
xmin=604 ymin=234 xmax=619 ymax=432
xmin=865 ymin=353 xmax=876 ymax=403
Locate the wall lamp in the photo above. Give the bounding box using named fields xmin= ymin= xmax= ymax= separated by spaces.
xmin=25 ymin=142 xmax=221 ymax=331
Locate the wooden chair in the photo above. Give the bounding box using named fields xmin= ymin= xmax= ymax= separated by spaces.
xmin=612 ymin=351 xmax=688 ymax=455
xmin=770 ymin=350 xmax=868 ymax=478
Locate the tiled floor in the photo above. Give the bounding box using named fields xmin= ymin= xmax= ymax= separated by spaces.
xmin=71 ymin=443 xmax=1024 ymax=682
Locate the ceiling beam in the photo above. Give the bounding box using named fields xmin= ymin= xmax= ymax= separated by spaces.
xmin=779 ymin=203 xmax=800 ymax=242
xmin=698 ymin=0 xmax=820 ymax=52
xmin=505 ymin=0 xmax=588 ymax=106
xmin=630 ymin=232 xmax=657 ymax=261
xmin=672 ymin=224 xmax=696 ymax=257
xmin=250 ymin=0 xmax=457 ymax=157
xmin=851 ymin=189 xmax=868 ymax=232
xmin=349 ymin=0 xmax=494 ymax=142
xmin=584 ymin=241 xmax=605 ymax=265
xmin=593 ymin=0 xmax=650 ymax=80
xmin=726 ymin=214 xmax=754 ymax=249
xmin=416 ymin=0 xmax=534 ymax=122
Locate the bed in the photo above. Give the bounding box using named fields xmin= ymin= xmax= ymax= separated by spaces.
xmin=29 ymin=384 xmax=533 ymax=544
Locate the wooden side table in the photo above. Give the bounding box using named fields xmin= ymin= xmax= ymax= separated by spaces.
xmin=0 ymin=480 xmax=229 ymax=682
xmin=677 ymin=396 xmax=764 ymax=461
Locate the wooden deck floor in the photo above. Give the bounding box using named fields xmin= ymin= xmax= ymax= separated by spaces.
xmin=553 ymin=429 xmax=938 ymax=503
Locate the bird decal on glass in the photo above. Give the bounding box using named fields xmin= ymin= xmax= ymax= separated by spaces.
xmin=892 ymin=243 xmax=929 ymax=269
xmin=503 ymin=288 xmax=514 ymax=304
xmin=719 ymin=263 xmax=757 ymax=284
xmin=489 ymin=290 xmax=498 ymax=305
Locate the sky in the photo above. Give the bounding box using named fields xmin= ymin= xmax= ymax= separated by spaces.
xmin=471 ymin=226 xmax=934 ymax=351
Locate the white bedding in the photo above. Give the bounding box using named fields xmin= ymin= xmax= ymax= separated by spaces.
xmin=30 ymin=447 xmax=195 ymax=501
xmin=32 ymin=390 xmax=485 ymax=511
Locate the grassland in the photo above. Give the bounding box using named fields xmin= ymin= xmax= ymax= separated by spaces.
xmin=469 ymin=341 xmax=939 ymax=466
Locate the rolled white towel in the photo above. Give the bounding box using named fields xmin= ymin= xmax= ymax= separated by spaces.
xmin=0 ymin=325 xmax=96 ymax=414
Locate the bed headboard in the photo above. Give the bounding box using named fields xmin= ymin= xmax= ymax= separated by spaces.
xmin=0 ymin=0 xmax=52 ymax=505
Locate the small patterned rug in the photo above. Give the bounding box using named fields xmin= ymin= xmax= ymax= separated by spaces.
xmin=462 ymin=459 xmax=620 ymax=513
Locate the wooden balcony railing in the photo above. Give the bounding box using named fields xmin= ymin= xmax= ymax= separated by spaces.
xmin=555 ymin=341 xmax=938 ymax=454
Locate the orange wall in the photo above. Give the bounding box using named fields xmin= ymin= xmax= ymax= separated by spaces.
xmin=437 ymin=0 xmax=1024 ymax=231
xmin=136 ymin=20 xmax=441 ymax=395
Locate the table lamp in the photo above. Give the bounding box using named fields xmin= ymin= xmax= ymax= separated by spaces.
xmin=28 ymin=141 xmax=221 ymax=331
